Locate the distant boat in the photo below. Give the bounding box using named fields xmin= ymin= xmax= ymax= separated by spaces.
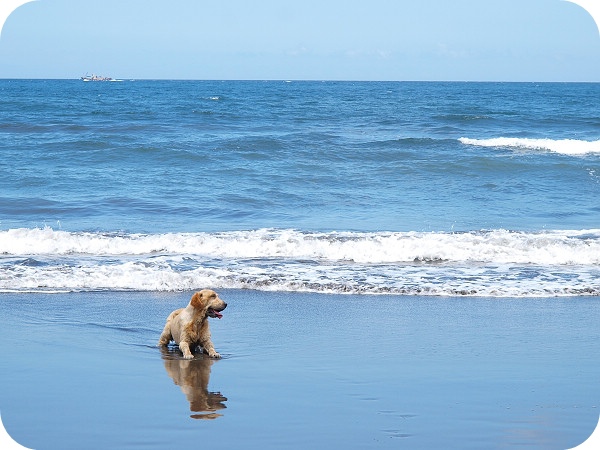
xmin=81 ymin=74 xmax=115 ymax=82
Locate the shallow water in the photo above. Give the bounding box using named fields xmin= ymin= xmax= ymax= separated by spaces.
xmin=0 ymin=291 xmax=598 ymax=449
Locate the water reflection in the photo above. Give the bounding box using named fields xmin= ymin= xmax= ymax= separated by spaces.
xmin=160 ymin=347 xmax=227 ymax=419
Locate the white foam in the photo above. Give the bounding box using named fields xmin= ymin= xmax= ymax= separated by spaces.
xmin=1 ymin=257 xmax=598 ymax=296
xmin=459 ymin=137 xmax=600 ymax=155
xmin=1 ymin=227 xmax=599 ymax=296
xmin=1 ymin=227 xmax=599 ymax=265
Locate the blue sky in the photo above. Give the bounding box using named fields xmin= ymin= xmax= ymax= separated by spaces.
xmin=0 ymin=0 xmax=599 ymax=81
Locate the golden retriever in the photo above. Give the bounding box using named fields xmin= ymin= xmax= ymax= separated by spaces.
xmin=158 ymin=289 xmax=227 ymax=359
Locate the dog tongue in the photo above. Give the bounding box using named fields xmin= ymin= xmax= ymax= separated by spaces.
xmin=214 ymin=310 xmax=223 ymax=319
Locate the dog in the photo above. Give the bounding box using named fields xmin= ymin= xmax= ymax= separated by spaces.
xmin=158 ymin=289 xmax=227 ymax=359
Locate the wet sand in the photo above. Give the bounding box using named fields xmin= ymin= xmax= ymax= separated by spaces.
xmin=0 ymin=290 xmax=598 ymax=449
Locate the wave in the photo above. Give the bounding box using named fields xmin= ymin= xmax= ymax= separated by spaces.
xmin=459 ymin=137 xmax=600 ymax=155
xmin=1 ymin=228 xmax=599 ymax=296
xmin=1 ymin=227 xmax=600 ymax=265
xmin=3 ymin=259 xmax=598 ymax=297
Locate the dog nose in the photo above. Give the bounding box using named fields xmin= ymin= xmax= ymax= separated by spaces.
xmin=222 ymin=302 xmax=227 ymax=309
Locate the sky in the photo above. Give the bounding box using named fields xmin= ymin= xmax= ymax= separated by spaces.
xmin=0 ymin=0 xmax=599 ymax=81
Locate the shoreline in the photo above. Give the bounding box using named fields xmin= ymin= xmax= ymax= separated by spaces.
xmin=0 ymin=290 xmax=598 ymax=449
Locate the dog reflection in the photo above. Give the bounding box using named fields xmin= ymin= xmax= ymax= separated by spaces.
xmin=161 ymin=348 xmax=227 ymax=419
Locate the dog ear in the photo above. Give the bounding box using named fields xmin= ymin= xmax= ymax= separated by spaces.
xmin=190 ymin=291 xmax=205 ymax=309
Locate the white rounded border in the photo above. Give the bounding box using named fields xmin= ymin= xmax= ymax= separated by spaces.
xmin=0 ymin=412 xmax=34 ymax=450
xmin=567 ymin=415 xmax=600 ymax=449
xmin=0 ymin=0 xmax=37 ymax=39
xmin=564 ymin=0 xmax=600 ymax=36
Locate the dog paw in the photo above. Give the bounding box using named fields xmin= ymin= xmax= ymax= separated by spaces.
xmin=183 ymin=353 xmax=194 ymax=360
xmin=209 ymin=352 xmax=221 ymax=359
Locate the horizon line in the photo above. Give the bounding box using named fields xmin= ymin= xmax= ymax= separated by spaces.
xmin=1 ymin=77 xmax=600 ymax=83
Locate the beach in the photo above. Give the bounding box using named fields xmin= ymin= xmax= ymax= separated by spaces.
xmin=1 ymin=290 xmax=598 ymax=449
xmin=1 ymin=80 xmax=600 ymax=449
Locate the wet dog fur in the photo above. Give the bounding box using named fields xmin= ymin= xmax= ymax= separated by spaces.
xmin=158 ymin=290 xmax=227 ymax=359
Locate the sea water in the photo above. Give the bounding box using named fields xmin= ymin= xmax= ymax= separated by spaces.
xmin=1 ymin=79 xmax=599 ymax=296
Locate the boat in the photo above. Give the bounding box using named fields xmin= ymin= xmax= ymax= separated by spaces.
xmin=81 ymin=74 xmax=114 ymax=82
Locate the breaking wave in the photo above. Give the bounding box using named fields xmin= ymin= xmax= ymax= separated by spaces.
xmin=1 ymin=227 xmax=600 ymax=265
xmin=459 ymin=137 xmax=600 ymax=155
xmin=1 ymin=227 xmax=599 ymax=296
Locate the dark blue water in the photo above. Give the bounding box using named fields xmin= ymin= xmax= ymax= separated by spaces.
xmin=1 ymin=79 xmax=599 ymax=295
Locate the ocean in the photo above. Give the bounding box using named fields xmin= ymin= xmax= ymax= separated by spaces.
xmin=1 ymin=79 xmax=599 ymax=297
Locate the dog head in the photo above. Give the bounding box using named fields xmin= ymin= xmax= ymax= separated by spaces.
xmin=190 ymin=289 xmax=227 ymax=319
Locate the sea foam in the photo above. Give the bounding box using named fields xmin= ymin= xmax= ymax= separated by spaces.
xmin=1 ymin=228 xmax=599 ymax=296
xmin=1 ymin=227 xmax=600 ymax=265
